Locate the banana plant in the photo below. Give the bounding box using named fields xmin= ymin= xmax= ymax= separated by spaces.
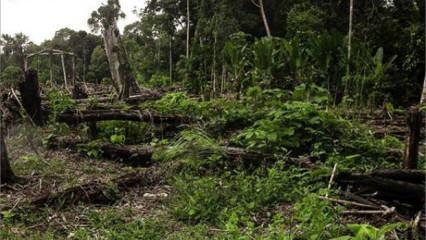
xmin=223 ymin=33 xmax=251 ymax=93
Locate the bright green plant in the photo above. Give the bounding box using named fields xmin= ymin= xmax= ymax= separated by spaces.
xmin=331 ymin=223 xmax=407 ymax=240
xmin=232 ymin=102 xmax=346 ymax=156
xmin=171 ymin=161 xmax=321 ymax=226
xmin=148 ymin=74 xmax=170 ymax=88
xmin=46 ymin=90 xmax=76 ymax=119
xmin=291 ymin=83 xmax=329 ymax=105
xmin=349 ymin=47 xmax=396 ymax=106
xmin=0 ymin=65 xmax=24 ymax=87
xmin=294 ymin=192 xmax=342 ymax=239
xmin=223 ymin=33 xmax=251 ymax=93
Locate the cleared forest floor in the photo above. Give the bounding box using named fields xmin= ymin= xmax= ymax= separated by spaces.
xmin=1 ymin=87 xmax=425 ymax=240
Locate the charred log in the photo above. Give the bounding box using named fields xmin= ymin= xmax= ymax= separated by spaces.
xmin=72 ymin=83 xmax=89 ymax=99
xmin=0 ymin=123 xmax=17 ymax=184
xmin=18 ymin=69 xmax=44 ymax=126
xmin=337 ymin=170 xmax=425 ymax=208
xmin=371 ymin=169 xmax=426 ymax=183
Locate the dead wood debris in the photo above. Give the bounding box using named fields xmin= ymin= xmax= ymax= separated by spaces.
xmin=329 ymin=169 xmax=426 ymax=233
xmin=57 ymin=109 xmax=193 ymax=125
xmin=29 ymin=169 xmax=163 ymax=209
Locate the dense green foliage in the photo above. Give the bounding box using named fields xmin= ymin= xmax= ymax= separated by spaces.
xmin=0 ymin=0 xmax=422 ymax=239
xmin=1 ymin=0 xmax=423 ymax=106
xmin=122 ymin=0 xmax=424 ymax=106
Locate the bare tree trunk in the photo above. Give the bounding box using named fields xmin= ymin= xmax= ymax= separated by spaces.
xmin=421 ymin=75 xmax=426 ymax=104
xmin=186 ymin=0 xmax=190 ymax=58
xmin=348 ymin=0 xmax=354 ymax=66
xmin=103 ymin=22 xmax=140 ymax=99
xmin=83 ymin=47 xmax=87 ymax=83
xmin=221 ymin=65 xmax=225 ymax=96
xmin=61 ymin=54 xmax=68 ymax=89
xmin=252 ymin=0 xmax=272 ymax=37
xmin=0 ymin=117 xmax=16 ymax=184
xmin=214 ymin=34 xmax=218 ymax=95
xmin=169 ymin=36 xmax=173 ymax=83
xmin=344 ymin=0 xmax=354 ymax=99
xmin=49 ymin=51 xmax=53 ymax=86
xmin=71 ymin=56 xmax=76 ymax=87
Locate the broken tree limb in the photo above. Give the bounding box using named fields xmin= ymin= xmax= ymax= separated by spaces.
xmin=30 ymin=170 xmax=162 ymax=208
xmin=341 ymin=208 xmax=395 ymax=216
xmin=319 ymin=196 xmax=379 ymax=209
xmin=57 ymin=109 xmax=194 ymax=125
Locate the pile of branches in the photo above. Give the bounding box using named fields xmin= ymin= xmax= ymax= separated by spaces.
xmin=0 ymin=88 xmax=21 ymax=127
xmin=334 ymin=169 xmax=425 ymax=233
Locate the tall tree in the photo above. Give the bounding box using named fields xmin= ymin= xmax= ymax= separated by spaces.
xmin=0 ymin=33 xmax=30 ymax=70
xmin=186 ymin=0 xmax=191 ymax=58
xmin=251 ymin=0 xmax=272 ymax=37
xmin=88 ymin=0 xmax=140 ymax=99
xmin=87 ymin=46 xmax=111 ymax=84
xmin=347 ymin=0 xmax=354 ymax=66
xmin=421 ymin=75 xmax=426 ymax=104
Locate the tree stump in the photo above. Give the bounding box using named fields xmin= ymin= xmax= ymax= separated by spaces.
xmin=0 ymin=120 xmax=16 ymax=184
xmin=19 ymin=69 xmax=44 ymax=126
xmin=404 ymin=107 xmax=423 ymax=169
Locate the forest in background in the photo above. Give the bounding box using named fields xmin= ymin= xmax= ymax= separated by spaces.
xmin=1 ymin=0 xmax=424 ymax=106
xmin=0 ymin=0 xmax=425 ymax=239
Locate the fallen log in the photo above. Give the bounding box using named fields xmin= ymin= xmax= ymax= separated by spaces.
xmin=46 ymin=136 xmax=153 ymax=167
xmin=46 ymin=135 xmax=88 ymax=149
xmin=224 ymin=147 xmax=314 ymax=168
xmin=98 ymin=144 xmax=154 ymax=167
xmin=48 ymin=137 xmax=314 ymax=168
xmin=337 ymin=171 xmax=425 ymax=207
xmin=74 ymin=92 xmax=162 ymax=105
xmin=57 ymin=109 xmax=193 ymax=125
xmin=371 ymin=169 xmax=426 ymax=183
xmin=30 ymin=170 xmax=162 ymax=208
